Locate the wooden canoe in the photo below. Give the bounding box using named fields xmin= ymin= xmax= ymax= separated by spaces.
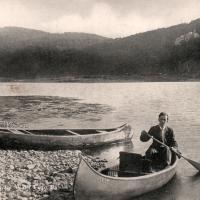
xmin=0 ymin=124 xmax=133 ymax=149
xmin=73 ymin=152 xmax=178 ymax=200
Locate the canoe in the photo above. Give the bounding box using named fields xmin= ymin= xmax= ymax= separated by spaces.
xmin=0 ymin=123 xmax=133 ymax=149
xmin=73 ymin=152 xmax=178 ymax=200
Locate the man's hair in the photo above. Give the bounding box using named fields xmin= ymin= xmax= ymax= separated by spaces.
xmin=158 ymin=112 xmax=169 ymax=121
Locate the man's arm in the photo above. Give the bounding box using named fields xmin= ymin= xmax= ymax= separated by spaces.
xmin=169 ymin=130 xmax=182 ymax=158
xmin=169 ymin=129 xmax=178 ymax=148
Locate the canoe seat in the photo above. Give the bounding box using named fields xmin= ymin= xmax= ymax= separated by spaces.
xmin=8 ymin=129 xmax=24 ymax=134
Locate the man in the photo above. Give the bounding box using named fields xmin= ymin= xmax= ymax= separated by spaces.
xmin=140 ymin=112 xmax=179 ymax=168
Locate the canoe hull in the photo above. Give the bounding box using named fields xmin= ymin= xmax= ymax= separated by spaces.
xmin=0 ymin=124 xmax=133 ymax=149
xmin=74 ymin=155 xmax=178 ymax=200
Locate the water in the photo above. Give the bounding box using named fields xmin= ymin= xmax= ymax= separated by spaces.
xmin=0 ymin=82 xmax=200 ymax=199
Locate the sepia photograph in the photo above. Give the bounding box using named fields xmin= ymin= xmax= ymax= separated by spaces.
xmin=0 ymin=0 xmax=200 ymax=199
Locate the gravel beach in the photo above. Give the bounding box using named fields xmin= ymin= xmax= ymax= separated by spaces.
xmin=0 ymin=149 xmax=107 ymax=200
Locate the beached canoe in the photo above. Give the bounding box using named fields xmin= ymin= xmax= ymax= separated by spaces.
xmin=74 ymin=152 xmax=178 ymax=200
xmin=0 ymin=124 xmax=133 ymax=149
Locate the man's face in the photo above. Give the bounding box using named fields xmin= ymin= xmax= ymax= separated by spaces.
xmin=158 ymin=115 xmax=168 ymax=127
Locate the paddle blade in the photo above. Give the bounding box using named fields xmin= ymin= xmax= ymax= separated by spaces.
xmin=183 ymin=156 xmax=200 ymax=171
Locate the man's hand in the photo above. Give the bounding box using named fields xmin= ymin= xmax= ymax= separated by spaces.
xmin=170 ymin=147 xmax=182 ymax=158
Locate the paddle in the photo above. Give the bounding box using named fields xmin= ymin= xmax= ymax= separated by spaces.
xmin=146 ymin=133 xmax=200 ymax=171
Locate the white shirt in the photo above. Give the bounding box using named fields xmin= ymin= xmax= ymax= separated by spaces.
xmin=159 ymin=125 xmax=166 ymax=143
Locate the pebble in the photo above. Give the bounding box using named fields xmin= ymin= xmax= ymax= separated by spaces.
xmin=26 ymin=164 xmax=36 ymax=170
xmin=10 ymin=165 xmax=15 ymax=170
xmin=0 ymin=149 xmax=107 ymax=200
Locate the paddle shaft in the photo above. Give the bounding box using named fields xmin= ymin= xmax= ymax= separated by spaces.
xmin=146 ymin=133 xmax=200 ymax=171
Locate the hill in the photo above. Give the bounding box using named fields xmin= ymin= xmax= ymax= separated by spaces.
xmin=0 ymin=19 xmax=200 ymax=81
xmin=85 ymin=18 xmax=200 ymax=76
xmin=0 ymin=27 xmax=112 ymax=52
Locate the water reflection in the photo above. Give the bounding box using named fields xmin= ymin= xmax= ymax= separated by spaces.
xmin=133 ymin=175 xmax=180 ymax=200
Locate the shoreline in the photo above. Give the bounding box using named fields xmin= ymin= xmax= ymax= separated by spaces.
xmin=0 ymin=75 xmax=200 ymax=83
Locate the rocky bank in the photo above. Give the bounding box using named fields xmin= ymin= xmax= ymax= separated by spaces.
xmin=0 ymin=150 xmax=107 ymax=200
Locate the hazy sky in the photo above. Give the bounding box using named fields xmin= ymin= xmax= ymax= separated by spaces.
xmin=0 ymin=0 xmax=200 ymax=38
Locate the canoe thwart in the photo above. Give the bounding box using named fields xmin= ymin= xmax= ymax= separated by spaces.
xmin=21 ymin=130 xmax=34 ymax=135
xmin=66 ymin=130 xmax=80 ymax=135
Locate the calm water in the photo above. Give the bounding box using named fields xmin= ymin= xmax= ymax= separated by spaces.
xmin=0 ymin=82 xmax=200 ymax=200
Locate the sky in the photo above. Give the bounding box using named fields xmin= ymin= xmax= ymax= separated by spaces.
xmin=0 ymin=0 xmax=200 ymax=38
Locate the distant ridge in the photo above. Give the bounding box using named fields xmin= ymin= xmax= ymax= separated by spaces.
xmin=0 ymin=18 xmax=200 ymax=81
xmin=0 ymin=26 xmax=112 ymax=51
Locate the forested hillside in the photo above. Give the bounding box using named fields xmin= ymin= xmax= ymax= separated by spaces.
xmin=0 ymin=19 xmax=200 ymax=80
